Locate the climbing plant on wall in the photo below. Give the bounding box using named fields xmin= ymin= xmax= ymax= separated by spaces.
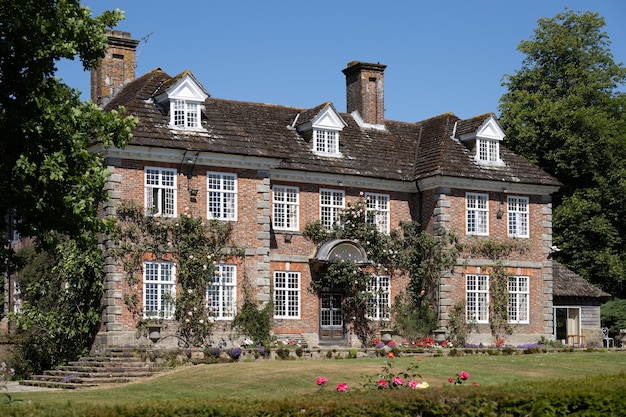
xmin=110 ymin=200 xmax=242 ymax=347
xmin=304 ymin=196 xmax=460 ymax=345
xmin=465 ymin=238 xmax=530 ymax=342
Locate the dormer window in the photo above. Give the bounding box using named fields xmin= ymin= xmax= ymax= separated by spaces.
xmin=294 ymin=103 xmax=346 ymax=157
xmin=314 ymin=129 xmax=339 ymax=155
xmin=153 ymin=70 xmax=209 ymax=132
xmin=477 ymin=138 xmax=499 ymax=162
xmin=456 ymin=114 xmax=505 ymax=167
xmin=172 ymin=99 xmax=200 ymax=129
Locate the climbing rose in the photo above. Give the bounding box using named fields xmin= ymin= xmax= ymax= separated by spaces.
xmin=459 ymin=371 xmax=469 ymax=380
xmin=336 ymin=383 xmax=348 ymax=392
xmin=377 ymin=379 xmax=388 ymax=389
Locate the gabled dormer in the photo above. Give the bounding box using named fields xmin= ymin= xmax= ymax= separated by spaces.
xmin=153 ymin=71 xmax=209 ymax=131
xmin=456 ymin=114 xmax=505 ymax=166
xmin=294 ymin=103 xmax=346 ymax=157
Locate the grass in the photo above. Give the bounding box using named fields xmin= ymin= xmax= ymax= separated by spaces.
xmin=6 ymin=350 xmax=626 ymax=406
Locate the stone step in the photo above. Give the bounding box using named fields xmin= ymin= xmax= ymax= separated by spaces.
xmin=42 ymin=369 xmax=161 ymax=378
xmin=19 ymin=380 xmax=99 ymax=389
xmin=55 ymin=365 xmax=155 ymax=373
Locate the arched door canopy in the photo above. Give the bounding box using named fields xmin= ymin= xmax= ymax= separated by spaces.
xmin=311 ymin=239 xmax=370 ymax=265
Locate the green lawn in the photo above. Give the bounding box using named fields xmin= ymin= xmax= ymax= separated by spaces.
xmin=7 ymin=350 xmax=626 ymax=406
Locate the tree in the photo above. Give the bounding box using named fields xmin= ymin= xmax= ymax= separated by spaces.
xmin=499 ymin=9 xmax=626 ymax=298
xmin=0 ymin=0 xmax=136 ymax=270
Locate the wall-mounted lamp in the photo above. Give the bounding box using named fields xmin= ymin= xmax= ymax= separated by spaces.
xmin=284 ymin=234 xmax=293 ymax=243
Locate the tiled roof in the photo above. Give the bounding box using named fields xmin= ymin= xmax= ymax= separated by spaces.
xmin=552 ymin=261 xmax=611 ymax=300
xmin=105 ymin=68 xmax=561 ymax=187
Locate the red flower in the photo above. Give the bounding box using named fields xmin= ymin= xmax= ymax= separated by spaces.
xmin=473 ymin=381 xmax=479 ymax=387
xmin=336 ymin=383 xmax=348 ymax=392
xmin=448 ymin=377 xmax=454 ymax=383
xmin=459 ymin=371 xmax=469 ymax=380
xmin=316 ymin=376 xmax=328 ymax=386
xmin=376 ymin=379 xmax=388 ymax=389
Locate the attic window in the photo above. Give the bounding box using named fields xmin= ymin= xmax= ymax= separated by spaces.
xmin=477 ymin=138 xmax=499 ymax=162
xmin=314 ymin=129 xmax=339 ymax=155
xmin=171 ymin=99 xmax=200 ymax=129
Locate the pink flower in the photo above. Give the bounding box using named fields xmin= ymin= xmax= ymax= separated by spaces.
xmin=473 ymin=381 xmax=479 ymax=387
xmin=316 ymin=376 xmax=328 ymax=386
xmin=376 ymin=379 xmax=388 ymax=389
xmin=408 ymin=380 xmax=418 ymax=389
xmin=336 ymin=383 xmax=348 ymax=392
xmin=392 ymin=376 xmax=404 ymax=386
xmin=448 ymin=377 xmax=454 ymax=383
xmin=459 ymin=371 xmax=469 ymax=380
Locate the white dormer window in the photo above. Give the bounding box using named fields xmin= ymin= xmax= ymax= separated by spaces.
xmin=153 ymin=71 xmax=209 ymax=132
xmin=458 ymin=114 xmax=506 ymax=166
xmin=295 ymin=103 xmax=346 ymax=157
xmin=477 ymin=138 xmax=499 ymax=162
xmin=314 ymin=129 xmax=339 ymax=155
xmin=172 ymin=99 xmax=200 ymax=129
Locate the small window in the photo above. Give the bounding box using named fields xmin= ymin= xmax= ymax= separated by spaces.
xmin=314 ymin=129 xmax=339 ymax=155
xmin=145 ymin=167 xmax=177 ymax=217
xmin=320 ymin=189 xmax=345 ymax=229
xmin=207 ymin=264 xmax=237 ymax=319
xmin=466 ymin=193 xmax=489 ymax=235
xmin=171 ymin=99 xmax=200 ymax=129
xmin=507 ymin=196 xmax=529 ymax=238
xmin=273 ymin=186 xmax=299 ymax=231
xmin=365 ymin=193 xmax=390 ymax=234
xmin=274 ymin=271 xmax=300 ymax=319
xmin=207 ymin=172 xmax=237 ymax=220
xmin=143 ymin=261 xmax=176 ymax=319
xmin=508 ymin=276 xmax=529 ymax=323
xmin=477 ymin=138 xmax=499 ymax=162
xmin=466 ymin=274 xmax=489 ymax=323
xmin=367 ymin=275 xmax=390 ymax=320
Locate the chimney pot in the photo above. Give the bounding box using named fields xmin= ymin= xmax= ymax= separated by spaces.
xmin=91 ymin=31 xmax=139 ymax=106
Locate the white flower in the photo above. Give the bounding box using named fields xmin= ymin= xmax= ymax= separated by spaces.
xmin=188 ymin=311 xmax=193 ymax=316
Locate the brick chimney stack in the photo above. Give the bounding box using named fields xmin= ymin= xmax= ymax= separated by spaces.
xmin=91 ymin=31 xmax=139 ymax=107
xmin=342 ymin=61 xmax=387 ymax=126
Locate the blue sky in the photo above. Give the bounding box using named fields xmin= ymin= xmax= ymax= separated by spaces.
xmin=57 ymin=0 xmax=626 ymax=122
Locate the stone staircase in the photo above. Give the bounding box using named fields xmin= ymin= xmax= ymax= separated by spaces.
xmin=19 ymin=347 xmax=171 ymax=390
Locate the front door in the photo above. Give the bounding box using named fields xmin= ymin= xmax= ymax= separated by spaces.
xmin=319 ymin=293 xmax=345 ymax=343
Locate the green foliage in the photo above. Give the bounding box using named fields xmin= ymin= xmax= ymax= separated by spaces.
xmin=111 ymin=201 xmax=241 ymax=347
xmin=10 ymin=236 xmax=104 ymax=377
xmin=232 ymin=299 xmax=274 ymax=347
xmin=392 ymin=292 xmax=436 ymax=341
xmin=448 ymin=301 xmax=476 ymax=347
xmin=499 ymin=9 xmax=626 ymax=298
xmin=304 ymin=197 xmax=460 ymax=346
xmin=601 ymin=298 xmax=626 ymax=336
xmin=0 ymin=1 xmax=137 ymax=274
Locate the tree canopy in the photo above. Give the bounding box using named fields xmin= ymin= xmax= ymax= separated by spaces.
xmin=0 ymin=0 xmax=136 ymax=268
xmin=499 ymin=9 xmax=626 ymax=298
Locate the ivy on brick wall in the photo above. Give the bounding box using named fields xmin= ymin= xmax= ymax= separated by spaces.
xmin=110 ymin=200 xmax=242 ymax=347
xmin=304 ymin=196 xmax=460 ymax=345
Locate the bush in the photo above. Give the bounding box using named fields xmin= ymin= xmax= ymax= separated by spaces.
xmin=601 ymin=298 xmax=626 ymax=336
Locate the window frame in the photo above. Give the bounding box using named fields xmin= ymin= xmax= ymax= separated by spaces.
xmin=143 ymin=261 xmax=176 ymax=319
xmin=206 ymin=172 xmax=238 ymax=221
xmin=508 ymin=275 xmax=529 ymax=324
xmin=170 ymin=99 xmax=201 ymax=129
xmin=272 ymin=185 xmax=300 ymax=231
xmin=144 ymin=167 xmax=177 ymax=218
xmin=507 ymin=196 xmax=529 ymax=238
xmin=207 ymin=264 xmax=237 ymax=320
xmin=466 ymin=192 xmax=489 ymax=235
xmin=365 ymin=192 xmax=390 ymax=234
xmin=477 ymin=138 xmax=499 ymax=162
xmin=319 ymin=188 xmax=345 ymax=229
xmin=466 ymin=274 xmax=489 ymax=324
xmin=367 ymin=275 xmax=391 ymax=321
xmin=274 ymin=271 xmax=301 ymax=319
xmin=313 ymin=128 xmax=340 ymax=155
